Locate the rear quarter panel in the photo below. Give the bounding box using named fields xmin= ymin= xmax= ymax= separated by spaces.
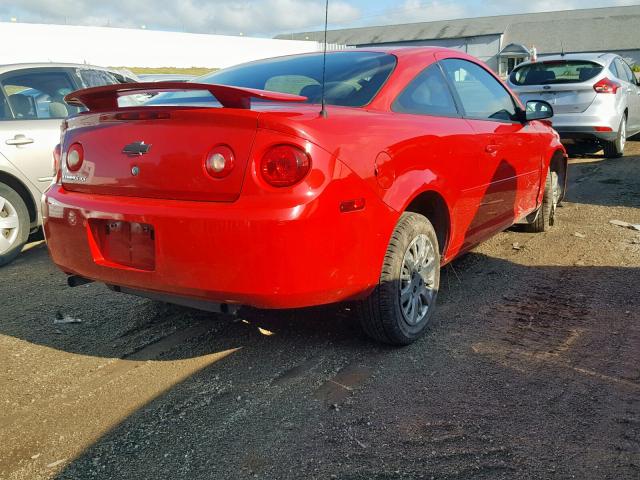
xmin=259 ymin=107 xmax=483 ymax=263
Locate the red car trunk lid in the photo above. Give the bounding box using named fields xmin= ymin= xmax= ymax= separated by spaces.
xmin=61 ymin=107 xmax=259 ymax=202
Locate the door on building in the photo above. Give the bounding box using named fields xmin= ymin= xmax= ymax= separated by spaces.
xmin=498 ymin=43 xmax=531 ymax=78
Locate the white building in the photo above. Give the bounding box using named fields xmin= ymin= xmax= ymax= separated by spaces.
xmin=280 ymin=5 xmax=640 ymax=77
xmin=0 ymin=22 xmax=324 ymax=69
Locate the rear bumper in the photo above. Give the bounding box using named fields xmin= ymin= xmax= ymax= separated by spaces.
xmin=550 ymin=106 xmax=621 ymax=142
xmin=554 ymin=126 xmax=618 ymax=142
xmin=43 ymin=173 xmax=396 ymax=309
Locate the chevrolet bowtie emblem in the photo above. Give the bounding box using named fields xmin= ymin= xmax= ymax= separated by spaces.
xmin=122 ymin=141 xmax=151 ymax=156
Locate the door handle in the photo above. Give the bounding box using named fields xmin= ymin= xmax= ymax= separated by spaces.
xmin=5 ymin=134 xmax=34 ymax=146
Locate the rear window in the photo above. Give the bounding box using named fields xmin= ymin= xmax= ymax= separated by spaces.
xmin=148 ymin=51 xmax=396 ymax=108
xmin=510 ymin=61 xmax=603 ymax=85
xmin=78 ymin=69 xmax=119 ymax=88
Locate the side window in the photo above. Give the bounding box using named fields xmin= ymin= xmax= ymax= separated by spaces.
xmin=609 ymin=61 xmax=620 ymax=79
xmin=0 ymin=70 xmax=79 ymax=120
xmin=623 ymin=63 xmax=635 ymax=84
xmin=78 ymin=69 xmax=119 ymax=88
xmin=392 ymin=63 xmax=458 ymax=117
xmin=625 ymin=63 xmax=638 ymax=85
xmin=111 ymin=72 xmax=137 ymax=84
xmin=0 ymin=92 xmax=12 ymax=120
xmin=616 ymin=59 xmax=635 ymax=84
xmin=441 ymin=58 xmax=517 ymax=122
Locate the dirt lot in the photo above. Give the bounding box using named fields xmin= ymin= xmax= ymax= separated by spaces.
xmin=1 ymin=142 xmax=639 ymax=480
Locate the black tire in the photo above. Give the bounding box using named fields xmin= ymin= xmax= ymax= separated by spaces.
xmin=524 ymin=170 xmax=557 ymax=233
xmin=602 ymin=116 xmax=626 ymax=158
xmin=358 ymin=212 xmax=440 ymax=345
xmin=0 ymin=183 xmax=30 ymax=267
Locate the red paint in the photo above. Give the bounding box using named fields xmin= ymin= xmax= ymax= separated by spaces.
xmin=88 ymin=219 xmax=155 ymax=271
xmin=52 ymin=143 xmax=61 ymax=178
xmin=44 ymin=47 xmax=566 ymax=309
xmin=65 ymin=82 xmax=308 ymax=111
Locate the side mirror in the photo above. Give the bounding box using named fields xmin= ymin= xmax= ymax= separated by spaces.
xmin=524 ymin=100 xmax=554 ymax=121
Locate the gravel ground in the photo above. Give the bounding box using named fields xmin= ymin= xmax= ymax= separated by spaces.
xmin=1 ymin=142 xmax=639 ymax=480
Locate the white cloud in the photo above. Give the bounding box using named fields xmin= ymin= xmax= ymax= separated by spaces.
xmin=369 ymin=0 xmax=466 ymax=25
xmin=467 ymin=0 xmax=639 ymax=19
xmin=1 ymin=0 xmax=361 ymax=36
xmin=2 ymin=0 xmax=638 ymax=36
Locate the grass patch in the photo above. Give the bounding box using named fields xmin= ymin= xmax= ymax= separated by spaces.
xmin=112 ymin=67 xmax=216 ymax=77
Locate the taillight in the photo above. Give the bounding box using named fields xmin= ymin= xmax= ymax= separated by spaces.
xmin=204 ymin=145 xmax=235 ymax=178
xmin=66 ymin=143 xmax=84 ymax=171
xmin=260 ymin=145 xmax=311 ymax=187
xmin=593 ymin=78 xmax=620 ymax=94
xmin=52 ymin=144 xmax=61 ymax=177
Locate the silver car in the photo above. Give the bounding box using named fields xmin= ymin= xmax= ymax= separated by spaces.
xmin=507 ymin=53 xmax=640 ymax=158
xmin=0 ymin=63 xmax=138 ymax=266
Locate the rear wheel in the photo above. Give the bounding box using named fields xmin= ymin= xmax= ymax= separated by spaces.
xmin=602 ymin=115 xmax=626 ymax=158
xmin=0 ymin=183 xmax=29 ymax=267
xmin=358 ymin=212 xmax=440 ymax=345
xmin=524 ymin=169 xmax=558 ymax=233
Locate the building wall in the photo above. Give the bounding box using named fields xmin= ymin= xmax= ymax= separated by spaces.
xmin=0 ymin=22 xmax=321 ymax=69
xmin=357 ymin=36 xmax=640 ymax=74
xmin=356 ymin=34 xmax=502 ymax=70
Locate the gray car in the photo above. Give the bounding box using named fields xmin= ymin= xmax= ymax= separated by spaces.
xmin=507 ymin=53 xmax=640 ymax=158
xmin=0 ymin=63 xmax=138 ymax=266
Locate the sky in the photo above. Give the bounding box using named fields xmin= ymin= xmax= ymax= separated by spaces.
xmin=0 ymin=0 xmax=638 ymax=37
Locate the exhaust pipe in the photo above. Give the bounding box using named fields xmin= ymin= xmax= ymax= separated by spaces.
xmin=67 ymin=275 xmax=94 ymax=287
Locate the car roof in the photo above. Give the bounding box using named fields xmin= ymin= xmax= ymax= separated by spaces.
xmin=517 ymin=52 xmax=618 ymax=68
xmin=0 ymin=62 xmax=135 ymax=76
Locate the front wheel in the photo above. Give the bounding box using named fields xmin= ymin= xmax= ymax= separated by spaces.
xmin=358 ymin=212 xmax=440 ymax=345
xmin=0 ymin=183 xmax=29 ymax=267
xmin=602 ymin=116 xmax=626 ymax=158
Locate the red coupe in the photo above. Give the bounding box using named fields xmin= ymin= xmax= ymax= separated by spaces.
xmin=43 ymin=47 xmax=567 ymax=345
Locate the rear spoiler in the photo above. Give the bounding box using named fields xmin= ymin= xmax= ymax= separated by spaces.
xmin=64 ymin=82 xmax=307 ymax=111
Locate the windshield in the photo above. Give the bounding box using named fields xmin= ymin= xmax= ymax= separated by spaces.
xmin=510 ymin=60 xmax=604 ymax=85
xmin=147 ymin=51 xmax=397 ymax=108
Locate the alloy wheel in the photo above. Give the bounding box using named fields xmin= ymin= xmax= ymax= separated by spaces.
xmin=619 ymin=117 xmax=626 ymax=153
xmin=0 ymin=196 xmax=20 ymax=255
xmin=399 ymin=233 xmax=438 ymax=325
